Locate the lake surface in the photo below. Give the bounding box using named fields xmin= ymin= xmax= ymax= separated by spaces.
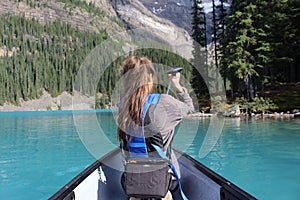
xmin=0 ymin=111 xmax=299 ymax=200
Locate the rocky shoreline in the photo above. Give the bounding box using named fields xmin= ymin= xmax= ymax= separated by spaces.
xmin=187 ymin=111 xmax=299 ymax=119
xmin=0 ymin=91 xmax=95 ymax=112
xmin=1 ymin=93 xmax=299 ymax=120
xmin=248 ymin=112 xmax=299 ymax=119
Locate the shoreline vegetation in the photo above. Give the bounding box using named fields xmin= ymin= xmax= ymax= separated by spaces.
xmin=1 ymin=90 xmax=299 ymax=120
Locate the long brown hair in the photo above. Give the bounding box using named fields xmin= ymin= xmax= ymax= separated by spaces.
xmin=117 ymin=56 xmax=157 ymax=144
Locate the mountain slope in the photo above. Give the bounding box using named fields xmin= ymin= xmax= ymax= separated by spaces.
xmin=139 ymin=0 xmax=231 ymax=43
xmin=0 ymin=0 xmax=125 ymax=36
xmin=112 ymin=0 xmax=193 ymax=58
xmin=140 ymin=0 xmax=194 ymax=33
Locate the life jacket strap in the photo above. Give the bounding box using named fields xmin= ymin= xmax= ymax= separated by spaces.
xmin=127 ymin=94 xmax=161 ymax=158
xmin=151 ymin=144 xmax=188 ymax=200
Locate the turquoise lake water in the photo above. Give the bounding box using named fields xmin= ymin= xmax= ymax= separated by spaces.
xmin=0 ymin=110 xmax=299 ymax=200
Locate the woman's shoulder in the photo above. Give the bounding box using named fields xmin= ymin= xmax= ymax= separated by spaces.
xmin=159 ymin=94 xmax=176 ymax=101
xmin=156 ymin=94 xmax=179 ymax=106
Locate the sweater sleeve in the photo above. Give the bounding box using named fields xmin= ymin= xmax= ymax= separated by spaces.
xmin=148 ymin=88 xmax=194 ymax=149
xmin=175 ymin=87 xmax=195 ymax=116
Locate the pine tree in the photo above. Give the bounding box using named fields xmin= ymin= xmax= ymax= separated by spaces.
xmin=216 ymin=0 xmax=229 ymax=90
xmin=211 ymin=0 xmax=220 ymax=90
xmin=191 ymin=0 xmax=209 ymax=102
xmin=288 ymin=0 xmax=300 ymax=82
xmin=221 ymin=0 xmax=266 ymax=100
xmin=266 ymin=0 xmax=299 ymax=83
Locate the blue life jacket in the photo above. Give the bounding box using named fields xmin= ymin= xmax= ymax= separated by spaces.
xmin=126 ymin=94 xmax=161 ymax=158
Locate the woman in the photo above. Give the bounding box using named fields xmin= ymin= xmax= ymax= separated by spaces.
xmin=117 ymin=56 xmax=194 ymax=199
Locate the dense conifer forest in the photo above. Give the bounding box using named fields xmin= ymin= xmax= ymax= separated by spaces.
xmin=0 ymin=14 xmax=193 ymax=107
xmin=0 ymin=14 xmax=107 ymax=105
xmin=191 ymin=0 xmax=299 ymax=112
xmin=192 ymin=0 xmax=300 ymax=100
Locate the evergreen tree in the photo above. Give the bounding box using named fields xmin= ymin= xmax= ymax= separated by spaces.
xmin=211 ymin=0 xmax=220 ymax=90
xmin=265 ymin=0 xmax=299 ymax=84
xmin=216 ymin=0 xmax=229 ymax=90
xmin=221 ymin=1 xmax=266 ymax=100
xmin=288 ymin=0 xmax=300 ymax=82
xmin=190 ymin=0 xmax=209 ymax=103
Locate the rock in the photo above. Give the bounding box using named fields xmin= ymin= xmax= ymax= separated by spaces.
xmin=187 ymin=112 xmax=213 ymax=118
xmin=261 ymin=113 xmax=295 ymax=119
xmin=223 ymin=104 xmax=241 ymax=117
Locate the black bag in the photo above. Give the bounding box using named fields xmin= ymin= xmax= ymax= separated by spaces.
xmin=121 ymin=157 xmax=172 ymax=198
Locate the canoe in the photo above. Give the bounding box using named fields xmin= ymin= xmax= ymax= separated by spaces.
xmin=49 ymin=148 xmax=257 ymax=200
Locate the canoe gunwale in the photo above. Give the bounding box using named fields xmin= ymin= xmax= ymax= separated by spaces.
xmin=49 ymin=149 xmax=119 ymax=200
xmin=49 ymin=148 xmax=256 ymax=200
xmin=173 ymin=148 xmax=257 ymax=200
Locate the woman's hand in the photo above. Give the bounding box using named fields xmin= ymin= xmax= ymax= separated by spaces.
xmin=168 ymin=72 xmax=183 ymax=93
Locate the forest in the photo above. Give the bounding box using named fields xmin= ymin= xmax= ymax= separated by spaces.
xmin=0 ymin=0 xmax=299 ymax=112
xmin=191 ymin=0 xmax=299 ymax=112
xmin=0 ymin=13 xmax=193 ymax=108
xmin=0 ymin=14 xmax=107 ymax=105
